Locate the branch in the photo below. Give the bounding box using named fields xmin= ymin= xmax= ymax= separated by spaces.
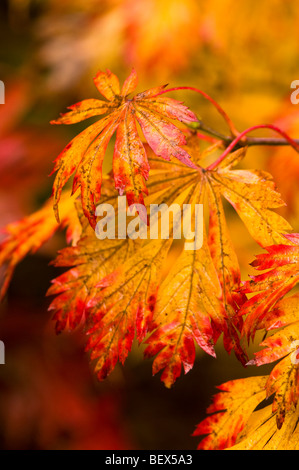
xmin=153 ymin=86 xmax=299 ymax=169
xmin=236 ymin=136 xmax=299 ymax=147
xmin=192 ymin=121 xmax=299 ymax=147
xmin=208 ymin=124 xmax=299 ymax=170
xmin=195 ymin=124 xmax=299 ymax=171
xmin=152 ymin=86 xmax=239 ymax=137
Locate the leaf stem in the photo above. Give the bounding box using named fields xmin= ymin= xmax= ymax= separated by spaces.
xmin=194 ymin=121 xmax=231 ymax=141
xmin=152 ymin=86 xmax=239 ymax=137
xmin=192 ymin=120 xmax=299 ymax=148
xmin=152 ymin=85 xmax=299 ymax=169
xmin=207 ymin=124 xmax=299 ymax=170
xmin=234 ymin=136 xmax=299 ymax=147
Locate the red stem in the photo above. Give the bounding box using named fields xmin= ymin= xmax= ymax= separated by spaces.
xmin=195 ymin=131 xmax=218 ymax=143
xmin=207 ymin=124 xmax=299 ymax=170
xmin=152 ymin=86 xmax=239 ymax=137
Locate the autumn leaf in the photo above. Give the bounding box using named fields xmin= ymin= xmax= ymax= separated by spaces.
xmin=244 ymin=294 xmax=299 ymax=429
xmin=209 ymin=157 xmax=293 ymax=248
xmin=47 ymin=229 xmax=131 ymax=335
xmin=195 ymin=374 xmax=299 ymax=450
xmin=2 ymin=125 xmax=294 ymax=387
xmin=49 ymin=159 xmax=208 ymax=384
xmin=193 ymin=376 xmax=268 ymax=450
xmin=144 ymin=182 xmax=228 ymax=388
xmin=48 ymin=208 xmax=172 ymax=379
xmin=47 ymin=138 xmax=295 ymax=386
xmin=47 ymin=153 xmax=206 ymax=383
xmin=206 ymin=164 xmax=247 ymax=362
xmin=47 ymin=173 xmax=173 ymax=374
xmin=238 ymin=234 xmax=299 ymax=341
xmin=85 ymin=238 xmax=171 ymax=379
xmin=137 ymin=149 xmax=245 ymax=386
xmin=51 ymin=68 xmax=199 ymax=227
xmin=0 ymin=192 xmax=80 ymax=300
xmin=230 ymin=402 xmax=299 ymax=450
xmin=139 ymin=143 xmax=295 ymax=385
xmin=226 ymin=236 xmax=299 ymax=430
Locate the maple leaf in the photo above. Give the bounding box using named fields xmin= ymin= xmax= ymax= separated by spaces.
xmin=193 ymin=376 xmax=268 ymax=450
xmin=208 ymin=154 xmax=293 ymax=248
xmin=206 ymin=167 xmax=247 ymax=361
xmin=1 ymin=128 xmax=293 ymax=387
xmin=229 ymin=236 xmax=299 ymax=430
xmin=243 ymin=294 xmax=299 ymax=429
xmin=49 ymin=160 xmax=211 ymax=384
xmin=47 ymin=230 xmax=131 ymax=335
xmin=143 ymin=183 xmax=228 ymax=388
xmin=230 ymin=402 xmax=299 ymax=450
xmin=48 ymin=147 xmax=198 ymax=382
xmin=143 ymin=144 xmax=293 ymax=386
xmin=0 ymin=192 xmax=80 ymax=300
xmin=85 ymin=238 xmax=171 ymax=379
xmin=136 ymin=149 xmax=244 ymax=386
xmin=47 ymin=151 xmax=204 ymax=382
xmin=50 ymin=68 xmax=199 ymax=227
xmin=238 ymin=234 xmax=299 ymax=341
xmin=47 ymin=139 xmax=294 ymax=386
xmin=195 ymin=373 xmax=299 ymax=450
xmin=48 ymin=210 xmax=172 ymax=379
xmin=47 ymin=175 xmax=174 ymax=377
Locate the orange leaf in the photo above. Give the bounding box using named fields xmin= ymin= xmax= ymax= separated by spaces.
xmin=48 ymin=209 xmax=171 ymax=379
xmin=46 ymin=143 xmax=293 ymax=387
xmin=239 ymin=235 xmax=299 ymax=341
xmin=113 ymin=106 xmax=149 ymax=208
xmin=50 ymin=99 xmax=112 ymax=125
xmin=93 ymin=69 xmax=121 ymax=101
xmin=194 ymin=376 xmax=267 ymax=450
xmin=0 ymin=192 xmax=80 ymax=300
xmin=245 ymin=292 xmax=299 ymax=429
xmin=85 ymin=238 xmax=171 ymax=379
xmin=51 ymin=69 xmax=199 ymax=226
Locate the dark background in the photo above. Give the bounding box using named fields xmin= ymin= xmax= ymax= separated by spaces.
xmin=0 ymin=0 xmax=298 ymax=450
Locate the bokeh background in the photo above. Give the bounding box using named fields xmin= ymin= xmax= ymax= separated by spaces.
xmin=0 ymin=0 xmax=299 ymax=450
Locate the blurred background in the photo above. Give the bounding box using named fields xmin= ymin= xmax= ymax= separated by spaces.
xmin=0 ymin=0 xmax=299 ymax=450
